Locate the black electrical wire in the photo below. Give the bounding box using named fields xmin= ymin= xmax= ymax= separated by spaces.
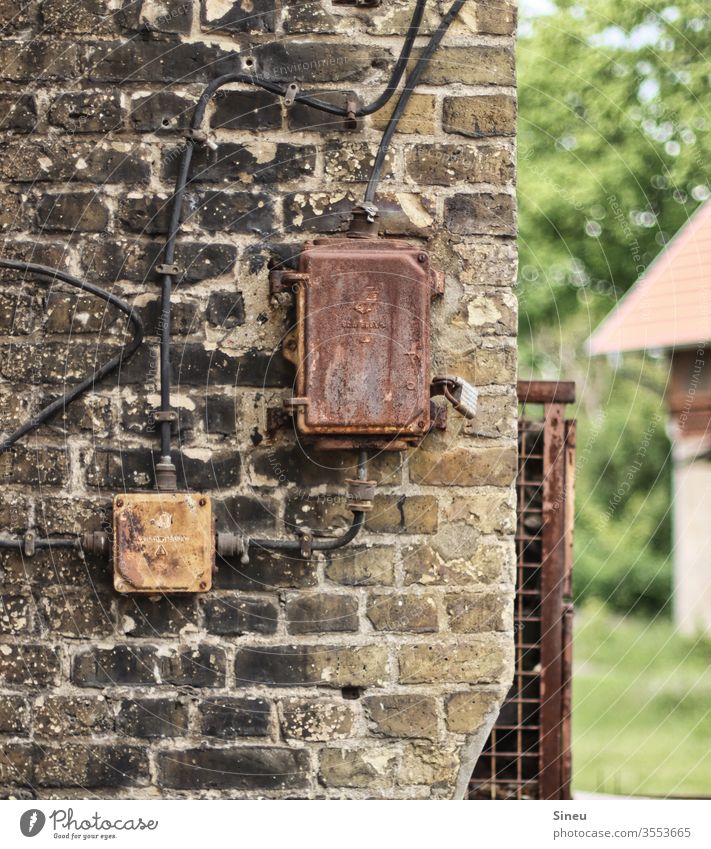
xmin=0 ymin=259 xmax=144 ymax=453
xmin=250 ymin=450 xmax=369 ymax=553
xmin=364 ymin=0 xmax=467 ymax=205
xmin=0 ymin=538 xmax=80 ymax=551
xmin=156 ymin=4 xmax=429 ymax=462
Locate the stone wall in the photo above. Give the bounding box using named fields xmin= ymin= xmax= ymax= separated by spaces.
xmin=0 ymin=0 xmax=517 ymax=799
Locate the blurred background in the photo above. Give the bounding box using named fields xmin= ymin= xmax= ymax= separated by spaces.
xmin=518 ymin=0 xmax=711 ymax=796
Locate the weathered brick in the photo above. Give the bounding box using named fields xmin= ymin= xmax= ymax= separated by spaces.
xmin=447 ymin=344 xmax=517 ymax=386
xmin=33 ymin=696 xmax=113 ymax=737
xmin=403 ymin=539 xmax=514 ymax=586
xmin=282 ymin=1 xmax=336 ymax=34
xmin=371 ymin=94 xmax=437 ymax=135
xmin=443 ymin=94 xmax=516 ymax=138
xmin=117 ymin=194 xmax=189 ymax=235
xmin=286 ymin=593 xmax=359 ymax=634
xmin=324 ymin=141 xmax=395 ymax=183
xmin=409 ymin=445 xmax=517 ymax=486
xmin=0 ymin=40 xmax=82 ymax=82
xmin=129 ymin=91 xmax=195 ymax=132
xmin=453 ymin=239 xmax=518 ymax=287
xmin=325 ymin=546 xmax=395 ymax=587
xmin=41 ymin=0 xmax=117 ymax=34
xmin=319 ymin=747 xmax=397 ymax=788
xmin=364 ymin=694 xmax=439 ymax=739
xmin=85 ymin=447 xmax=241 ymax=490
xmin=117 ymin=596 xmax=199 ymax=636
xmin=464 ymin=392 xmax=517 ymax=436
xmin=165 ymin=142 xmax=316 ymax=184
xmin=399 ymin=742 xmax=459 ymax=786
xmin=158 ymin=747 xmax=310 ymax=790
xmin=0 ymin=644 xmax=60 ymax=687
xmin=0 ymin=743 xmax=34 ymax=785
xmin=206 ymin=290 xmax=245 ymax=328
xmin=366 ymin=592 xmax=438 ymax=633
xmin=86 ymin=41 xmax=235 ymax=84
xmin=202 ymin=595 xmax=278 ymax=635
xmin=405 ymin=143 xmax=515 ymax=186
xmin=287 ymin=90 xmax=357 ymax=133
xmin=36 ymin=592 xmax=114 ymax=638
xmin=0 ymin=93 xmax=37 ymax=132
xmin=279 ymin=698 xmax=353 ymax=741
xmin=366 ymin=495 xmax=438 ymax=534
xmin=0 ymin=594 xmax=33 ymax=634
xmin=72 ymin=644 xmax=226 ymax=687
xmin=201 ymin=0 xmax=275 ymax=33
xmin=213 ymin=495 xmax=278 ymax=536
xmin=211 ymin=89 xmax=282 ymax=131
xmin=169 ymin=342 xmax=292 ymax=387
xmin=477 ymin=0 xmax=518 ymax=34
xmin=410 ymin=45 xmax=515 ymax=86
xmin=0 ymin=446 xmax=68 ymax=487
xmin=445 ymin=690 xmax=501 ymax=733
xmin=0 ymin=695 xmax=30 ymax=734
xmin=398 ymin=638 xmax=509 ymax=684
xmin=443 ymin=489 xmax=516 ymax=534
xmin=215 ymin=549 xmax=317 ymax=591
xmin=36 ymin=744 xmax=149 ymax=787
xmin=445 ymin=591 xmax=512 ymax=632
xmin=235 ymin=644 xmax=388 ymax=688
xmin=48 ymin=91 xmax=122 ymax=132
xmin=116 ymin=698 xmax=190 ymax=738
xmin=198 ymin=697 xmax=271 ymax=738
xmin=36 ymin=192 xmax=109 ymax=232
xmin=136 ymin=0 xmax=194 ymax=35
xmin=197 ymin=190 xmax=274 ymax=233
xmin=445 ymin=192 xmax=516 ymax=236
xmin=254 ymin=42 xmax=391 ymax=84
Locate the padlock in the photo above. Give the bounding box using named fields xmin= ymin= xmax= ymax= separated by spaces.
xmin=431 ymin=375 xmax=478 ymax=420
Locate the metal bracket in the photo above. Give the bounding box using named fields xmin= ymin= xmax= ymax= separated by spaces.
xmin=156 ymin=263 xmax=182 ymax=278
xmin=186 ymin=128 xmax=217 ymax=150
xmin=152 ymin=409 xmax=178 ymax=423
xmin=23 ymin=530 xmax=35 ymax=557
xmin=283 ymin=396 xmax=309 ymax=414
xmin=284 ymin=83 xmax=300 ymax=107
xmin=268 ymin=269 xmax=309 ymax=296
xmin=298 ymin=529 xmax=313 ymax=558
xmin=345 ymin=479 xmax=377 ymax=512
xmin=345 ymin=96 xmax=358 ymax=130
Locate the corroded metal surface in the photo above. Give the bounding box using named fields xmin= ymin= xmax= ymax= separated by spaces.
xmin=113 ymin=493 xmax=213 ymax=593
xmin=287 ymin=238 xmax=442 ymax=448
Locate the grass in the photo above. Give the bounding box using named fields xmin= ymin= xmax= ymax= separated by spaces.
xmin=573 ymin=600 xmax=711 ymax=797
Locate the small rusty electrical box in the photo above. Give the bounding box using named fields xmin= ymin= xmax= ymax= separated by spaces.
xmin=277 ymin=238 xmax=444 ymax=450
xmin=113 ymin=493 xmax=214 ymax=593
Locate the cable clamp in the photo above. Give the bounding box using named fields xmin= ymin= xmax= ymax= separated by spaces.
xmin=298 ymin=529 xmax=313 ymax=558
xmin=345 ymin=479 xmax=377 ymax=512
xmin=187 ymin=128 xmax=218 ymax=150
xmin=152 ymin=409 xmax=178 ymax=423
xmin=23 ymin=531 xmax=35 ymax=557
xmin=345 ymin=96 xmax=358 ymax=130
xmin=156 ymin=263 xmax=182 ymax=278
xmin=284 ymin=82 xmax=300 ymax=107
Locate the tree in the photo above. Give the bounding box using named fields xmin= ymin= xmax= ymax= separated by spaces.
xmin=518 ymin=0 xmax=711 ymax=610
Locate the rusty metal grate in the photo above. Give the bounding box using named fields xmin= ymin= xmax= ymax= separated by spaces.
xmin=469 ymin=381 xmax=575 ymax=800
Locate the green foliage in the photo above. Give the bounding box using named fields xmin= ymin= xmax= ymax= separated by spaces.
xmin=518 ymin=1 xmax=711 ymax=611
xmin=574 ymin=601 xmax=711 ymax=795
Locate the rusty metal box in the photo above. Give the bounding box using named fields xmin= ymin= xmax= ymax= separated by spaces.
xmin=113 ymin=493 xmax=214 ymax=593
xmin=286 ymin=238 xmax=441 ymax=445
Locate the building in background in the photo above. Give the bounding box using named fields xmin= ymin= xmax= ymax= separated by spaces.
xmin=590 ymin=199 xmax=711 ymax=636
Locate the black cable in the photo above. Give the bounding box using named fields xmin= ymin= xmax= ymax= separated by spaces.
xmin=250 ymin=450 xmax=368 ymax=553
xmin=0 ymin=538 xmax=79 ymax=551
xmin=156 ymin=5 xmax=429 ymax=460
xmin=0 ymin=259 xmax=144 ymax=453
xmin=364 ymin=0 xmax=467 ymax=205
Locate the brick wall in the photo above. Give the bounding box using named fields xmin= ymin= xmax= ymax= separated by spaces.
xmin=0 ymin=0 xmax=517 ymax=799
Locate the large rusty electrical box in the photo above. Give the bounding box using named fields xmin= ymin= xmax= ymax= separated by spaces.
xmin=277 ymin=238 xmax=445 ymax=450
xmin=113 ymin=493 xmax=214 ymax=593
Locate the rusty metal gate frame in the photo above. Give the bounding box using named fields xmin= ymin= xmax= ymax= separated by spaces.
xmin=469 ymin=380 xmax=576 ymax=800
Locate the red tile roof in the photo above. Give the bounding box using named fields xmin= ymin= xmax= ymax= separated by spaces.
xmin=589 ymin=199 xmax=711 ymax=354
